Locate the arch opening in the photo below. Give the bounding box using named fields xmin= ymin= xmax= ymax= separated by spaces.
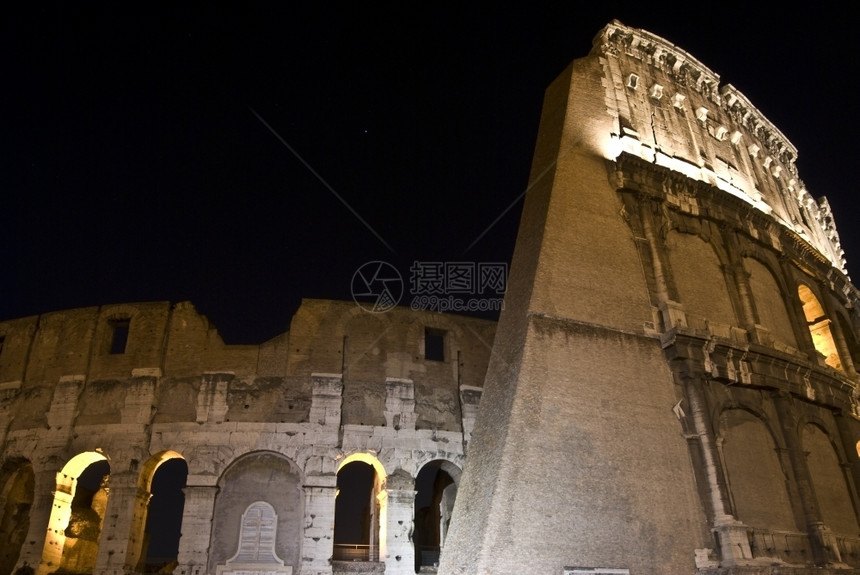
xmin=803 ymin=423 xmax=859 ymax=536
xmin=0 ymin=459 xmax=34 ymax=575
xmin=43 ymin=455 xmax=111 ymax=575
xmin=798 ymin=285 xmax=843 ymax=371
xmin=334 ymin=455 xmax=386 ymax=563
xmin=209 ymin=452 xmax=303 ymax=575
xmin=718 ymin=409 xmax=796 ymax=531
xmin=413 ymin=461 xmax=458 ymax=573
xmin=131 ymin=453 xmax=188 ymax=573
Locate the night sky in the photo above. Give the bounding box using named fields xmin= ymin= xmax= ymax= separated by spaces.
xmin=4 ymin=5 xmax=858 ymax=344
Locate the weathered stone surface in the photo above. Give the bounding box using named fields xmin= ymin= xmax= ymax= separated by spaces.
xmin=0 ymin=300 xmax=491 ymax=575
xmin=1 ymin=20 xmax=860 ymax=575
xmin=439 ymin=20 xmax=860 ymax=575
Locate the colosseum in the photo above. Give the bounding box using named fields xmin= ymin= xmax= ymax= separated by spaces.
xmin=2 ymin=20 xmax=860 ymax=575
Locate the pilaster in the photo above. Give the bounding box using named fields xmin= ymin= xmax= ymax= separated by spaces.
xmin=309 ymin=373 xmax=343 ymax=431
xmin=19 ymin=469 xmax=64 ymax=575
xmin=380 ymin=488 xmax=416 ymax=575
xmin=300 ymin=475 xmax=336 ymax=575
xmin=175 ymin=484 xmax=219 ymax=575
xmin=93 ymin=471 xmax=149 ymax=575
xmin=457 ymin=386 xmax=481 ymax=446
xmin=196 ymin=373 xmax=233 ymax=424
xmin=384 ymin=378 xmax=416 ymax=431
xmin=682 ymin=376 xmax=752 ymax=566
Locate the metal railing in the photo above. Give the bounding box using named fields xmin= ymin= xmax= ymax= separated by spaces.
xmin=332 ymin=543 xmax=379 ymax=562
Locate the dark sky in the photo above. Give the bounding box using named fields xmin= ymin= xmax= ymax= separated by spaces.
xmin=4 ymin=5 xmax=858 ymax=343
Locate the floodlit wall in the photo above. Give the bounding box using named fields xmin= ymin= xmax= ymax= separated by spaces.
xmin=441 ymin=20 xmax=860 ymax=575
xmin=3 ymin=19 xmax=860 ymax=575
xmin=0 ymin=299 xmax=494 ymax=575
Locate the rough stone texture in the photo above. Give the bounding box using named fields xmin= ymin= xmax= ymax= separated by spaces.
xmin=0 ymin=299 xmax=493 ymax=575
xmin=439 ymin=20 xmax=860 ymax=575
xmin=2 ymin=20 xmax=860 ymax=575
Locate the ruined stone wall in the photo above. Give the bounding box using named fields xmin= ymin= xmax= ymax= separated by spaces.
xmin=0 ymin=299 xmax=494 ymax=575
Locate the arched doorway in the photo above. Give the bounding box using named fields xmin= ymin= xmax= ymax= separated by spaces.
xmin=798 ymin=285 xmax=843 ymax=371
xmin=0 ymin=459 xmax=34 ymax=575
xmin=126 ymin=452 xmax=188 ymax=573
xmin=803 ymin=423 xmax=860 ymax=536
xmin=334 ymin=454 xmax=386 ymax=563
xmin=413 ymin=461 xmax=460 ymax=572
xmin=40 ymin=452 xmax=111 ymax=575
xmin=718 ymin=409 xmax=796 ymax=530
xmin=208 ymin=452 xmax=303 ymax=575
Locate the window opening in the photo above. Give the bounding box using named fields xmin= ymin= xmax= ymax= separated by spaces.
xmin=798 ymin=285 xmax=843 ymax=371
xmin=626 ymin=74 xmax=638 ymax=89
xmin=425 ymin=329 xmax=445 ymax=362
xmin=109 ymin=319 xmax=130 ymax=354
xmin=414 ymin=463 xmax=456 ymax=571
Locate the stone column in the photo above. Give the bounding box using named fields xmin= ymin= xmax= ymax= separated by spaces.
xmin=834 ymin=411 xmax=860 ymax=515
xmin=309 ymin=374 xmax=343 ymax=430
xmin=820 ymin=294 xmax=858 ymax=376
xmin=301 ymin=475 xmax=336 ymax=575
xmin=196 ymin=373 xmax=232 ymax=424
xmin=729 ymin=264 xmax=759 ymax=335
xmin=638 ymin=199 xmax=688 ymax=330
xmin=384 ymin=378 xmax=416 ymax=431
xmin=93 ymin=471 xmax=150 ymax=575
xmin=458 ymin=386 xmax=482 ymax=447
xmin=683 ymin=376 xmax=753 ymax=565
xmin=174 ymin=485 xmax=219 ymax=575
xmin=380 ymin=488 xmax=416 ymax=575
xmin=17 ymin=468 xmax=65 ymax=575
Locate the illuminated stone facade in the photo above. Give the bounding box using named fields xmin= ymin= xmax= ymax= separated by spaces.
xmin=439 ymin=21 xmax=860 ymax=575
xmin=0 ymin=300 xmax=493 ymax=575
xmin=2 ymin=20 xmax=860 ymax=575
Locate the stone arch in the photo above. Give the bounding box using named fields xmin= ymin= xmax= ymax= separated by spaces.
xmin=797 ymin=284 xmax=842 ymax=371
xmin=408 ymin=454 xmax=463 ymax=486
xmin=743 ymin=256 xmax=797 ymax=347
xmin=334 ymin=453 xmax=388 ymax=562
xmin=413 ymin=460 xmax=462 ymax=571
xmin=802 ymin=423 xmax=860 ymax=536
xmin=0 ymin=458 xmax=34 ymax=575
xmin=666 ymin=230 xmax=737 ymax=330
xmin=125 ymin=451 xmax=187 ymax=572
xmin=209 ymin=452 xmax=303 ymax=575
xmin=40 ymin=451 xmax=111 ymax=575
xmin=337 ymin=452 xmax=388 ymax=480
xmin=717 ymin=408 xmax=796 ymax=530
